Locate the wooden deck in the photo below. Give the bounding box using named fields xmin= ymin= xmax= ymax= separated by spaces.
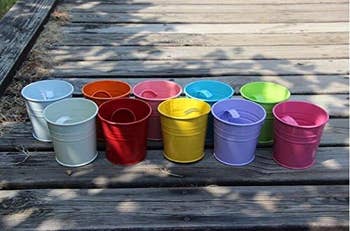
xmin=0 ymin=0 xmax=349 ymax=230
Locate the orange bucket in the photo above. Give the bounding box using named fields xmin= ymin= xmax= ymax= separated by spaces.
xmin=82 ymin=80 xmax=131 ymax=140
xmin=82 ymin=80 xmax=131 ymax=106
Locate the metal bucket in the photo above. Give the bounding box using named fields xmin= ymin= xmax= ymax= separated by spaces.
xmin=133 ymin=80 xmax=182 ymax=140
xmin=184 ymin=80 xmax=234 ymax=143
xmin=82 ymin=80 xmax=131 ymax=141
xmin=21 ymin=80 xmax=74 ymax=142
xmin=43 ymin=98 xmax=99 ymax=167
xmin=272 ymin=101 xmax=329 ymax=169
xmin=240 ymin=81 xmax=290 ymax=144
xmin=158 ymin=98 xmax=211 ymax=163
xmin=98 ymin=98 xmax=152 ymax=165
xmin=212 ymin=99 xmax=266 ymax=166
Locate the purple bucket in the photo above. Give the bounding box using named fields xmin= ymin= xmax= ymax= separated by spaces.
xmin=211 ymin=99 xmax=266 ymax=166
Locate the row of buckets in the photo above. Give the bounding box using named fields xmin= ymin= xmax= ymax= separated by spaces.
xmin=21 ymin=79 xmax=329 ymax=169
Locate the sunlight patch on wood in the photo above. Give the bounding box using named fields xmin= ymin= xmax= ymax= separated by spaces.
xmin=48 ymin=189 xmax=78 ymax=200
xmin=116 ymin=201 xmax=140 ymax=213
xmin=3 ymin=208 xmax=36 ymax=229
xmin=322 ymin=159 xmax=342 ymax=170
xmin=253 ymin=191 xmax=281 ymax=212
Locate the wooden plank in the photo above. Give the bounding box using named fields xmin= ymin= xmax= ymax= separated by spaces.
xmin=49 ymin=45 xmax=348 ymax=61
xmin=0 ymin=118 xmax=347 ymax=150
xmin=63 ymin=23 xmax=349 ymax=34
xmin=51 ymin=59 xmax=349 ymax=77
xmin=0 ymin=0 xmax=56 ymax=95
xmin=0 ymin=186 xmax=348 ymax=230
xmin=67 ymin=3 xmax=348 ymax=13
xmin=59 ymin=32 xmax=349 ymax=46
xmin=61 ymin=0 xmax=349 ymax=5
xmin=69 ymin=11 xmax=348 ymax=23
xmin=59 ymin=75 xmax=350 ymax=95
xmin=0 ymin=147 xmax=348 ymax=189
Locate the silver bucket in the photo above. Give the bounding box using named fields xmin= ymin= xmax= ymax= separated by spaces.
xmin=21 ymin=80 xmax=74 ymax=142
xmin=43 ymin=98 xmax=98 ymax=167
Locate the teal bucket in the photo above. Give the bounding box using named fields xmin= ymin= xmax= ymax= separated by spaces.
xmin=184 ymin=80 xmax=234 ymax=143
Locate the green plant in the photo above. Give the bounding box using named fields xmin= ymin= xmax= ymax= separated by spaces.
xmin=0 ymin=0 xmax=17 ymax=18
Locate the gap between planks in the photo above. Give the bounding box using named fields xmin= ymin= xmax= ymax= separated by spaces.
xmin=59 ymin=0 xmax=350 ymax=5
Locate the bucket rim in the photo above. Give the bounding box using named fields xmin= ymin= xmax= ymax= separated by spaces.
xmin=239 ymin=81 xmax=290 ymax=104
xmin=82 ymin=80 xmax=131 ymax=100
xmin=272 ymin=100 xmax=329 ymax=129
xmin=133 ymin=79 xmax=182 ymax=101
xmin=157 ymin=98 xmax=211 ymax=120
xmin=21 ymin=80 xmax=74 ymax=103
xmin=184 ymin=80 xmax=234 ymax=103
xmin=98 ymin=98 xmax=152 ymax=125
xmin=211 ymin=98 xmax=266 ymax=127
xmin=43 ymin=98 xmax=98 ymax=126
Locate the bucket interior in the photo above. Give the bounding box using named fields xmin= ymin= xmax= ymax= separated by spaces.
xmin=184 ymin=80 xmax=234 ymax=102
xmin=45 ymin=99 xmax=98 ymax=125
xmin=99 ymin=99 xmax=151 ymax=123
xmin=158 ymin=98 xmax=210 ymax=119
xmin=273 ymin=101 xmax=329 ymax=127
xmin=22 ymin=80 xmax=73 ymax=102
xmin=212 ymin=99 xmax=266 ymax=125
xmin=240 ymin=82 xmax=290 ymax=104
xmin=83 ymin=80 xmax=131 ymax=99
xmin=133 ymin=80 xmax=182 ymax=100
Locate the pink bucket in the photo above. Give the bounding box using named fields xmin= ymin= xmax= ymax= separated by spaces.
xmin=272 ymin=101 xmax=329 ymax=169
xmin=133 ymin=80 xmax=182 ymax=140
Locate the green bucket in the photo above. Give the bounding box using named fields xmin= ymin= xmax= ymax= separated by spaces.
xmin=240 ymin=82 xmax=290 ymax=144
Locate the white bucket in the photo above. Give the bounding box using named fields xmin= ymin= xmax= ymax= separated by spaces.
xmin=43 ymin=98 xmax=98 ymax=167
xmin=21 ymin=80 xmax=74 ymax=142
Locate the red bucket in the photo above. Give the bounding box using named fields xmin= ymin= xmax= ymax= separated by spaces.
xmin=98 ymin=98 xmax=152 ymax=165
xmin=82 ymin=80 xmax=131 ymax=141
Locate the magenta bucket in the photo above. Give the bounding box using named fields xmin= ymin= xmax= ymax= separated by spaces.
xmin=272 ymin=101 xmax=329 ymax=169
xmin=133 ymin=80 xmax=182 ymax=140
xmin=211 ymin=99 xmax=266 ymax=166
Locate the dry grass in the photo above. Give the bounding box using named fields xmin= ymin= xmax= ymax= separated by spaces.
xmin=0 ymin=7 xmax=68 ymax=126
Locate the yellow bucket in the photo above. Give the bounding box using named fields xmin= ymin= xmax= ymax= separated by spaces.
xmin=158 ymin=98 xmax=211 ymax=163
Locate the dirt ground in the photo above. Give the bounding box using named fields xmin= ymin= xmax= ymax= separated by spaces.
xmin=0 ymin=7 xmax=69 ymax=124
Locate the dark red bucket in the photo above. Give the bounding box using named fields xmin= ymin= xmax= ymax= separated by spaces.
xmin=98 ymin=98 xmax=152 ymax=165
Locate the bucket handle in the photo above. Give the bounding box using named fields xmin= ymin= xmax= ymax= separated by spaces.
xmin=250 ymin=95 xmax=265 ymax=101
xmin=196 ymin=89 xmax=213 ymax=99
xmin=184 ymin=108 xmax=200 ymax=115
xmin=140 ymin=89 xmax=158 ymax=98
xmin=40 ymin=90 xmax=55 ymax=100
xmin=92 ymin=90 xmax=113 ymax=98
xmin=224 ymin=109 xmax=240 ymax=121
xmin=281 ymin=115 xmax=299 ymax=126
xmin=110 ymin=108 xmax=137 ymax=123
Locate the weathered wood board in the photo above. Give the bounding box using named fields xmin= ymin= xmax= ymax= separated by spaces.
xmin=0 ymin=186 xmax=348 ymax=230
xmin=0 ymin=0 xmax=56 ymax=95
xmin=49 ymin=45 xmax=349 ymax=61
xmin=51 ymin=59 xmax=349 ymax=77
xmin=59 ymin=32 xmax=349 ymax=46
